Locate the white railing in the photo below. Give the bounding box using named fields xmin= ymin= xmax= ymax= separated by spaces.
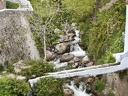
xmin=28 ymin=4 xmax=128 ymax=87
xmin=0 ymin=0 xmax=33 ymax=12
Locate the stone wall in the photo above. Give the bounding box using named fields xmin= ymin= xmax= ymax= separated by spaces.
xmin=0 ymin=0 xmax=6 ymax=9
xmin=0 ymin=11 xmax=40 ymax=64
xmin=102 ymin=73 xmax=128 ymax=96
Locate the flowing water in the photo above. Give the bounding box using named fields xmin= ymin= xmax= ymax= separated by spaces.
xmin=66 ymin=81 xmax=91 ymax=96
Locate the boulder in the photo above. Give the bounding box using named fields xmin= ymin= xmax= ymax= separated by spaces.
xmin=56 ymin=43 xmax=68 ymax=54
xmin=85 ymin=62 xmax=94 ymax=67
xmin=64 ymin=88 xmax=74 ymax=96
xmin=82 ymin=56 xmax=90 ymax=64
xmin=73 ymin=57 xmax=80 ymax=62
xmin=68 ymin=60 xmax=75 ymax=64
xmin=67 ymin=33 xmax=75 ymax=41
xmin=86 ymin=83 xmax=92 ymax=93
xmin=60 ymin=53 xmax=74 ymax=62
xmin=46 ymin=50 xmax=55 ymax=61
xmin=86 ymin=76 xmax=95 ymax=83
xmin=59 ymin=35 xmax=69 ymax=42
xmin=72 ymin=62 xmax=79 ymax=68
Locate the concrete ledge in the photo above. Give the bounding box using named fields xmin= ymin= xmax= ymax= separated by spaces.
xmin=0 ymin=0 xmax=33 ymax=12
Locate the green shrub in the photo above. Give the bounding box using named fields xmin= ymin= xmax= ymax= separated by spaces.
xmin=6 ymin=1 xmax=19 ymax=9
xmin=19 ymin=60 xmax=55 ymax=79
xmin=107 ymin=91 xmax=115 ymax=96
xmin=4 ymin=61 xmax=14 ymax=73
xmin=0 ymin=77 xmax=30 ymax=96
xmin=33 ymin=77 xmax=64 ymax=96
xmin=93 ymin=80 xmax=105 ymax=93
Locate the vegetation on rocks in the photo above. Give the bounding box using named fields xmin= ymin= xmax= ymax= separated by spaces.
xmin=33 ymin=77 xmax=64 ymax=96
xmin=79 ymin=0 xmax=125 ymax=64
xmin=93 ymin=80 xmax=105 ymax=94
xmin=0 ymin=77 xmax=30 ymax=96
xmin=19 ymin=60 xmax=56 ymax=79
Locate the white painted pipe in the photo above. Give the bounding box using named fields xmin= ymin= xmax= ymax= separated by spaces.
xmin=124 ymin=4 xmax=128 ymax=52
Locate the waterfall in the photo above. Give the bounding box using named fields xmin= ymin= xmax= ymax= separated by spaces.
xmin=53 ymin=29 xmax=86 ymax=68
xmin=66 ymin=81 xmax=91 ymax=96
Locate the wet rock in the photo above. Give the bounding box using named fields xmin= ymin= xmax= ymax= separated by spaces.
xmin=67 ymin=33 xmax=75 ymax=41
xmin=73 ymin=57 xmax=80 ymax=62
xmin=86 ymin=83 xmax=92 ymax=93
xmin=65 ymin=45 xmax=70 ymax=53
xmin=86 ymin=76 xmax=95 ymax=83
xmin=56 ymin=43 xmax=68 ymax=54
xmin=68 ymin=60 xmax=75 ymax=64
xmin=46 ymin=50 xmax=55 ymax=61
xmin=91 ymin=90 xmax=98 ymax=96
xmin=64 ymin=88 xmax=74 ymax=96
xmin=60 ymin=53 xmax=74 ymax=62
xmin=59 ymin=35 xmax=69 ymax=42
xmin=85 ymin=62 xmax=94 ymax=67
xmin=82 ymin=56 xmax=90 ymax=65
xmin=72 ymin=62 xmax=79 ymax=68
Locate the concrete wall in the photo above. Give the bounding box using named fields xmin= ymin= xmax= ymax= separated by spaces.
xmin=0 ymin=0 xmax=6 ymax=9
xmin=0 ymin=10 xmax=40 ymax=64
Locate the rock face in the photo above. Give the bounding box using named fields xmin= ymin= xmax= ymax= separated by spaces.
xmin=13 ymin=60 xmax=31 ymax=73
xmin=0 ymin=11 xmax=40 ymax=64
xmin=0 ymin=0 xmax=6 ymax=9
xmin=102 ymin=73 xmax=128 ymax=96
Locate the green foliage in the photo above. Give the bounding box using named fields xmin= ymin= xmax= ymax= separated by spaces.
xmin=93 ymin=80 xmax=105 ymax=93
xmin=0 ymin=77 xmax=30 ymax=96
xmin=6 ymin=1 xmax=19 ymax=9
xmin=62 ymin=0 xmax=95 ymax=22
xmin=19 ymin=60 xmax=55 ymax=79
xmin=4 ymin=61 xmax=14 ymax=73
xmin=33 ymin=77 xmax=64 ymax=96
xmin=81 ymin=0 xmax=125 ymax=64
xmin=107 ymin=91 xmax=115 ymax=96
xmin=29 ymin=0 xmax=72 ymax=57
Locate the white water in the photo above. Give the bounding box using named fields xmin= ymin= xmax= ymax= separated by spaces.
xmin=66 ymin=81 xmax=91 ymax=96
xmin=54 ymin=29 xmax=86 ymax=68
xmin=70 ymin=30 xmax=86 ymax=57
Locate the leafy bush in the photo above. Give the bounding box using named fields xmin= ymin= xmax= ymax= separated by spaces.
xmin=6 ymin=1 xmax=19 ymax=9
xmin=81 ymin=0 xmax=125 ymax=63
xmin=19 ymin=60 xmax=55 ymax=79
xmin=0 ymin=77 xmax=30 ymax=96
xmin=33 ymin=77 xmax=64 ymax=96
xmin=107 ymin=91 xmax=115 ymax=96
xmin=93 ymin=80 xmax=105 ymax=93
xmin=4 ymin=61 xmax=15 ymax=73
